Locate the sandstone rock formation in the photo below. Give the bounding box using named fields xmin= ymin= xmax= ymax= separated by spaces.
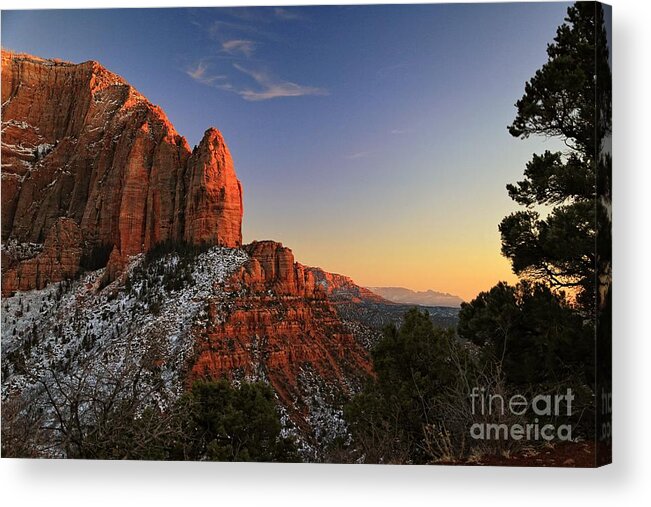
xmin=190 ymin=241 xmax=375 ymax=427
xmin=1 ymin=51 xmax=243 ymax=294
xmin=2 ymin=218 xmax=82 ymax=295
xmin=232 ymin=240 xmax=386 ymax=302
xmin=184 ymin=129 xmax=243 ymax=246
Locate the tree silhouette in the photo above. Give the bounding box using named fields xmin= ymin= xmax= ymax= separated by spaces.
xmin=500 ymin=2 xmax=612 ymax=316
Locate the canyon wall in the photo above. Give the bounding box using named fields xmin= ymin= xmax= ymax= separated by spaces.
xmin=190 ymin=241 xmax=375 ymax=428
xmin=1 ymin=51 xmax=243 ymax=294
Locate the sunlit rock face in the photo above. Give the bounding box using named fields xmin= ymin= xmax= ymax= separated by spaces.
xmin=190 ymin=240 xmax=375 ymax=434
xmin=1 ymin=51 xmax=243 ymax=294
xmin=184 ymin=128 xmax=243 ymax=248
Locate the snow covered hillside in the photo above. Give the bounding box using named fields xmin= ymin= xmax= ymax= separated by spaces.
xmin=1 ymin=246 xmax=248 ymax=456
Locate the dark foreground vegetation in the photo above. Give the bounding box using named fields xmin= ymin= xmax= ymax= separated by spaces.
xmin=3 ymin=379 xmax=299 ymax=461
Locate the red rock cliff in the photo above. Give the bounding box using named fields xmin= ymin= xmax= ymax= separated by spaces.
xmin=190 ymin=241 xmax=374 ymax=428
xmin=1 ymin=51 xmax=243 ymax=294
xmin=2 ymin=218 xmax=82 ymax=294
xmin=184 ymin=129 xmax=243 ymax=246
xmin=233 ymin=240 xmax=387 ymax=302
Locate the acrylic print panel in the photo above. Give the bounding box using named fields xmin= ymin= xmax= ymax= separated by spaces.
xmin=0 ymin=2 xmax=611 ymax=466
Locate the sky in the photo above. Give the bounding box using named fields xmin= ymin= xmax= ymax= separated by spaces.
xmin=1 ymin=3 xmax=572 ymax=301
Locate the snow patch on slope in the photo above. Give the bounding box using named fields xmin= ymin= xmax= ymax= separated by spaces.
xmin=2 ymin=247 xmax=248 ymax=417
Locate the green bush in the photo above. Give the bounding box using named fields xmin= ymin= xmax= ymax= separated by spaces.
xmin=184 ymin=380 xmax=300 ymax=462
xmin=457 ymin=281 xmax=592 ymax=387
xmin=345 ymin=309 xmax=461 ymax=464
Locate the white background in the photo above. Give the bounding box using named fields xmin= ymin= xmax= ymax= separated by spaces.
xmin=1 ymin=0 xmax=649 ymax=505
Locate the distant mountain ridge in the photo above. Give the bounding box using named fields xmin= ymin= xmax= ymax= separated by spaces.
xmin=366 ymin=286 xmax=463 ymax=308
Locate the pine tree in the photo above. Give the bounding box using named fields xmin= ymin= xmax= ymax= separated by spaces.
xmin=500 ymin=2 xmax=611 ymax=316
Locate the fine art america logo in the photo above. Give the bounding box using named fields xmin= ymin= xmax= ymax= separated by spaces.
xmin=469 ymin=387 xmax=574 ymax=442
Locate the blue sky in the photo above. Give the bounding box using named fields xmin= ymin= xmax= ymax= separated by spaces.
xmin=1 ymin=3 xmax=572 ymax=299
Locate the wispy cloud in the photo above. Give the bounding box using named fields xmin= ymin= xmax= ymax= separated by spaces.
xmin=231 ymin=64 xmax=328 ymax=101
xmin=186 ymin=61 xmax=225 ymax=86
xmin=274 ymin=7 xmax=304 ymax=21
xmin=346 ymin=151 xmax=372 ymax=160
xmin=221 ymin=39 xmax=256 ymax=57
xmin=208 ymin=19 xmax=276 ymax=41
xmin=186 ymin=9 xmax=321 ymax=101
xmin=390 ymin=128 xmax=411 ymax=135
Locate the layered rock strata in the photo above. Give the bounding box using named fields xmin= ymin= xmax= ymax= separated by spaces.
xmin=1 ymin=51 xmax=243 ymax=294
xmin=190 ymin=241 xmax=375 ymax=428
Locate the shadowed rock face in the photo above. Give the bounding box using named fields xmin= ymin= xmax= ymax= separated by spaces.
xmin=1 ymin=218 xmax=82 ymax=295
xmin=1 ymin=51 xmax=243 ymax=294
